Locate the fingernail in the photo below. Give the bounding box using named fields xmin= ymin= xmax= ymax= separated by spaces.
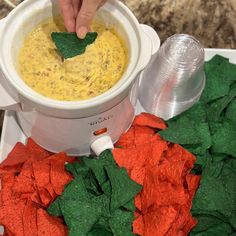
xmin=77 ymin=26 xmax=88 ymax=39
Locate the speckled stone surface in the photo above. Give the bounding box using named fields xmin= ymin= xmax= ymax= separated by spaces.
xmin=0 ymin=0 xmax=236 ymax=134
xmin=124 ymin=0 xmax=236 ymax=48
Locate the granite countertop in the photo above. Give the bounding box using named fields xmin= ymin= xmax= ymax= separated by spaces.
xmin=0 ymin=0 xmax=236 ymax=135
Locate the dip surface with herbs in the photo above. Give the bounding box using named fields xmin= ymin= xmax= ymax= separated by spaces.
xmin=18 ymin=17 xmax=127 ymax=101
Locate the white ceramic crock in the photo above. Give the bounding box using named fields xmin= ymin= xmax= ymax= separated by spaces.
xmin=0 ymin=0 xmax=160 ymax=155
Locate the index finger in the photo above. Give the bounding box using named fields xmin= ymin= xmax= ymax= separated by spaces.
xmin=59 ymin=0 xmax=77 ymax=32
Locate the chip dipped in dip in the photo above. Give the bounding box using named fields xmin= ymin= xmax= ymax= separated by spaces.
xmin=18 ymin=17 xmax=127 ymax=101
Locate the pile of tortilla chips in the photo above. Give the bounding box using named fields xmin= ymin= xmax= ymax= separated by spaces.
xmin=159 ymin=55 xmax=236 ymax=235
xmin=47 ymin=149 xmax=142 ymax=236
xmin=0 ymin=138 xmax=73 ymax=236
xmin=113 ymin=113 xmax=201 ymax=235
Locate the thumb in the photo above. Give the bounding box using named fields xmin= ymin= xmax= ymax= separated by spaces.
xmin=76 ymin=0 xmax=99 ymax=39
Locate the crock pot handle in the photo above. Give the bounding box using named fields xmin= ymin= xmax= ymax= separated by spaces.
xmin=0 ymin=17 xmax=6 ymax=32
xmin=0 ymin=72 xmax=21 ymax=111
xmin=91 ymin=135 xmax=114 ymax=156
xmin=0 ymin=18 xmax=21 ymax=111
xmin=140 ymin=24 xmax=161 ymax=63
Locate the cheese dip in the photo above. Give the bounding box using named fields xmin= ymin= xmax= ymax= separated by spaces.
xmin=18 ymin=17 xmax=127 ymax=101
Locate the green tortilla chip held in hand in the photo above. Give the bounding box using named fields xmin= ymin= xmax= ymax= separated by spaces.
xmin=51 ymin=32 xmax=98 ymax=59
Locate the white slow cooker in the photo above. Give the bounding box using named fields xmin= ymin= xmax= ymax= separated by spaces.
xmin=0 ymin=0 xmax=160 ymax=156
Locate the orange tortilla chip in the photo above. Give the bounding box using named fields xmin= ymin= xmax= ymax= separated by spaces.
xmin=38 ymin=187 xmax=53 ymax=207
xmin=143 ymin=206 xmax=177 ymax=236
xmin=50 ymin=158 xmax=72 ymax=195
xmin=0 ymin=173 xmax=16 ymax=204
xmin=133 ymin=214 xmax=144 ymax=236
xmin=0 ymin=200 xmax=26 ymax=236
xmin=134 ymin=126 xmax=156 ymax=146
xmin=149 ymin=140 xmax=168 ymax=166
xmin=115 ymin=126 xmax=135 ymax=148
xmin=134 ymin=193 xmax=142 ymax=211
xmin=12 ymin=174 xmax=35 ymax=194
xmin=23 ymin=200 xmax=37 ymax=236
xmin=37 ymin=208 xmax=67 ymax=236
xmin=133 ymin=112 xmax=167 ymax=130
xmin=33 ymin=159 xmax=50 ymax=187
xmin=130 ymin=166 xmax=146 ymax=185
xmin=0 ymin=143 xmax=29 ymax=170
xmin=26 ymin=138 xmax=51 ymax=160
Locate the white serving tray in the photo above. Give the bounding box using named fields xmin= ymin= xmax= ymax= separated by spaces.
xmin=0 ymin=48 xmax=235 ymax=236
xmin=0 ymin=49 xmax=236 ymax=162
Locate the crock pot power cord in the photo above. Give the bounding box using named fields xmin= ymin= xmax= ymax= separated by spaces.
xmin=4 ymin=0 xmax=16 ymax=8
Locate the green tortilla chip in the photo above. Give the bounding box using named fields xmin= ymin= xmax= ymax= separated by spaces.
xmin=225 ymin=99 xmax=236 ymax=123
xmin=160 ymin=118 xmax=201 ymax=145
xmin=122 ymin=199 xmax=136 ymax=212
xmin=66 ymin=161 xmax=90 ymax=179
xmin=61 ymin=199 xmax=102 ymax=236
xmin=212 ymin=121 xmax=236 ymax=157
xmin=88 ymin=224 xmax=113 ymax=236
xmin=207 ymin=83 xmax=236 ymax=122
xmin=47 ymin=197 xmax=62 ymax=216
xmin=191 ymin=222 xmax=234 ymax=236
xmin=201 ymin=68 xmax=231 ymax=103
xmin=190 ymin=214 xmax=227 ymax=233
xmin=51 ymin=32 xmax=98 ymax=59
xmin=221 ymin=59 xmax=236 ymax=81
xmin=83 ymin=150 xmax=116 ymax=186
xmin=105 ymin=165 xmax=142 ymax=212
xmin=109 ymin=209 xmax=134 ymax=236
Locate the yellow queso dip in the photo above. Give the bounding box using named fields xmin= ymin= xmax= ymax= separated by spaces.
xmin=18 ymin=17 xmax=127 ymax=101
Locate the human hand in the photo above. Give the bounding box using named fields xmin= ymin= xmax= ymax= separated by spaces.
xmin=60 ymin=0 xmax=107 ymax=39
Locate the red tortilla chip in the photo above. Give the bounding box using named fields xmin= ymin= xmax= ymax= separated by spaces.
xmin=130 ymin=166 xmax=146 ymax=185
xmin=33 ymin=160 xmax=50 ymax=187
xmin=134 ymin=194 xmax=142 ymax=211
xmin=133 ymin=112 xmax=167 ymax=130
xmin=133 ymin=214 xmax=144 ymax=236
xmin=158 ymin=160 xmax=189 ymax=186
xmin=26 ymin=138 xmax=51 ymax=160
xmin=165 ymin=144 xmax=196 ymax=168
xmin=45 ymin=183 xmax=57 ymax=198
xmin=165 ymin=205 xmax=192 ymax=235
xmin=19 ymin=159 xmax=34 ymax=179
xmin=186 ymin=174 xmax=201 ymax=203
xmin=31 ymin=190 xmax=42 ymax=205
xmin=141 ymin=169 xmax=189 ymax=213
xmin=0 ymin=163 xmax=23 ymax=174
xmin=0 ymin=200 xmax=26 ymax=236
xmin=48 ymin=152 xmax=74 ymax=163
xmin=50 ymin=159 xmax=72 ymax=195
xmin=12 ymin=174 xmax=35 ymax=194
xmin=149 ymin=140 xmax=168 ymax=166
xmin=37 ymin=208 xmax=67 ymax=236
xmin=134 ymin=126 xmax=156 ymax=146
xmin=115 ymin=126 xmax=135 ymax=148
xmin=3 ymin=228 xmax=14 ymax=236
xmin=23 ymin=200 xmax=37 ymax=236
xmin=0 ymin=143 xmax=29 ymax=170
xmin=38 ymin=187 xmax=53 ymax=207
xmin=0 ymin=173 xmax=17 ymax=204
xmin=181 ymin=216 xmax=197 ymax=234
xmin=112 ymin=147 xmax=138 ymax=172
xmin=143 ymin=206 xmax=177 ymax=236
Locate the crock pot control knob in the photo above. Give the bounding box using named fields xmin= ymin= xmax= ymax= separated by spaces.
xmin=91 ymin=135 xmax=114 ymax=156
